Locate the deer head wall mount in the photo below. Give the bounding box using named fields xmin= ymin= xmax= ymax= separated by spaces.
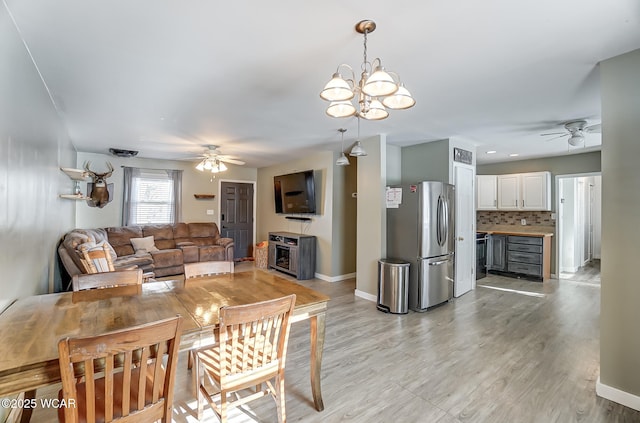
xmin=84 ymin=161 xmax=114 ymax=208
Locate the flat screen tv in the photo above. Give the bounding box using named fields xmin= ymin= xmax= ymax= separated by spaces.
xmin=274 ymin=170 xmax=316 ymax=214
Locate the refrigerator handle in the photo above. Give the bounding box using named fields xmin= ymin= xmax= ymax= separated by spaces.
xmin=436 ymin=196 xmax=443 ymax=246
xmin=437 ymin=195 xmax=447 ymax=246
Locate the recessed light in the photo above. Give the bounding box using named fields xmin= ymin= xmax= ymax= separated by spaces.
xmin=486 ymin=150 xmax=497 ymax=154
xmin=509 ymin=153 xmax=519 ymax=157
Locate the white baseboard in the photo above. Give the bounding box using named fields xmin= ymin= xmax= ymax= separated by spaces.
xmin=354 ymin=289 xmax=376 ymax=302
xmin=314 ymin=272 xmax=356 ymax=282
xmin=596 ymin=377 xmax=640 ymax=411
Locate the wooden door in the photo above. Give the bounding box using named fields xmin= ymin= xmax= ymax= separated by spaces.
xmin=220 ymin=182 xmax=254 ymax=259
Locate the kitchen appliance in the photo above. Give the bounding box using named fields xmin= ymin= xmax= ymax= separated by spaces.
xmin=387 ymin=181 xmax=455 ymax=311
xmin=476 ymin=233 xmax=488 ymax=280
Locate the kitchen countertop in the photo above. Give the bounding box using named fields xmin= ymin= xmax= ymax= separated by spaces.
xmin=477 ymin=225 xmax=554 ymax=237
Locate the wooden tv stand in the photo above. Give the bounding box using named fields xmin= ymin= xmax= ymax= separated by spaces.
xmin=268 ymin=232 xmax=316 ymax=280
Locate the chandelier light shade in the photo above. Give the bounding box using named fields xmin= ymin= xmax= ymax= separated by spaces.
xmin=320 ymin=20 xmax=415 ymax=121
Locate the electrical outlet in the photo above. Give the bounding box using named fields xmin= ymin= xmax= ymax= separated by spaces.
xmin=521 ymin=218 xmax=526 ymax=225
xmin=551 ymin=213 xmax=557 ymax=220
xmin=206 ymin=209 xmax=214 ymax=215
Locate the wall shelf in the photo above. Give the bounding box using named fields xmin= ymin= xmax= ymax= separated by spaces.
xmin=60 ymin=167 xmax=90 ymax=200
xmin=60 ymin=194 xmax=90 ymax=201
xmin=60 ymin=167 xmax=90 ymax=181
xmin=194 ymin=194 xmax=215 ymax=200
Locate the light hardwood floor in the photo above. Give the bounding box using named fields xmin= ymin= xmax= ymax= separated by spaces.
xmin=31 ymin=262 xmax=639 ymax=422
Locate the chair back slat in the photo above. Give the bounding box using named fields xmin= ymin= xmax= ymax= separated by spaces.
xmin=58 ymin=316 xmax=182 ymax=423
xmin=121 ymin=350 xmax=132 ymax=417
xmin=72 ymin=269 xmax=143 ymax=291
xmin=184 ymin=261 xmax=234 ymax=279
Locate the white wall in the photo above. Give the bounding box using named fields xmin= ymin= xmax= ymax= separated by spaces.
xmin=75 ymin=152 xmax=257 ymax=228
xmin=0 ymin=3 xmax=76 ymax=317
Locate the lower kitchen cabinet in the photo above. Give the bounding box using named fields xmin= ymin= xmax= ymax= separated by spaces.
xmin=487 ymin=234 xmax=551 ymax=281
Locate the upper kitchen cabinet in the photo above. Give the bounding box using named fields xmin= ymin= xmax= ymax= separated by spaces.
xmin=478 ymin=171 xmax=551 ymax=211
xmin=476 ymin=175 xmax=498 ymax=210
xmin=497 ymin=174 xmax=521 ymax=210
xmin=520 ymin=172 xmax=551 ymax=210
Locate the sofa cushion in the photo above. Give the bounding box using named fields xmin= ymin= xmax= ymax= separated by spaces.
xmin=106 ymin=226 xmax=143 ymax=257
xmin=188 ymin=222 xmax=219 ymax=239
xmin=199 ymin=245 xmax=226 ymax=261
xmin=142 ymin=225 xmax=176 ymax=250
xmin=113 ymin=254 xmax=153 ymax=271
xmin=150 ymin=249 xmax=183 ymax=268
xmin=173 ymin=223 xmax=190 ymax=244
xmin=130 ymin=236 xmax=160 ymax=255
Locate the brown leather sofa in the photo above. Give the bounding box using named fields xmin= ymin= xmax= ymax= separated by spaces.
xmin=59 ymin=222 xmax=234 ymax=280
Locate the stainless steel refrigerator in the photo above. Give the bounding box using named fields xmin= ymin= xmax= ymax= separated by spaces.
xmin=387 ymin=181 xmax=455 ymax=311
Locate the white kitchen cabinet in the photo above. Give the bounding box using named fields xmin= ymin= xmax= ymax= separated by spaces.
xmin=521 ymin=172 xmax=551 ymax=210
xmin=476 ymin=175 xmax=498 ymax=210
xmin=497 ymin=174 xmax=521 ymax=210
xmin=479 ymin=171 xmax=552 ymax=211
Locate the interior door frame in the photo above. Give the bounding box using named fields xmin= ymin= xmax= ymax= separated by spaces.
xmin=554 ymin=172 xmax=601 ymax=278
xmin=218 ymin=179 xmax=257 ymax=257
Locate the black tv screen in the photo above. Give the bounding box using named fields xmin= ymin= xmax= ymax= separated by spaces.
xmin=274 ymin=170 xmax=316 ymax=214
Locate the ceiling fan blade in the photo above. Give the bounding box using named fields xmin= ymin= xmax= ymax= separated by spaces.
xmin=220 ymin=158 xmax=245 ymax=165
xmin=540 ymin=131 xmax=567 ymax=136
xmin=545 ymin=134 xmax=569 ymax=142
xmin=585 ymin=123 xmax=601 ymax=133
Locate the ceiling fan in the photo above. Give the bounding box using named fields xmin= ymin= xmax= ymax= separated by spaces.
xmin=193 ymin=145 xmax=245 ymax=172
xmin=541 ymin=120 xmax=601 ymax=147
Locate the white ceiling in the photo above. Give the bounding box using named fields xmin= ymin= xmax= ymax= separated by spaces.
xmin=6 ymin=0 xmax=640 ymax=167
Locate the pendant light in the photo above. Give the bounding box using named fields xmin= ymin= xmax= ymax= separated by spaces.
xmin=350 ymin=117 xmax=367 ymax=157
xmin=336 ymin=128 xmax=350 ymax=166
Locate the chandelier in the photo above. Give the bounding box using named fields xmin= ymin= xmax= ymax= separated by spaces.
xmin=195 ymin=158 xmax=227 ymax=173
xmin=320 ymin=20 xmax=415 ymax=120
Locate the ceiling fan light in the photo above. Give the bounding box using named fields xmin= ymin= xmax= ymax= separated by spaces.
xmin=327 ymin=101 xmax=357 ymax=118
xmin=362 ymin=65 xmax=398 ymax=97
xmin=568 ymin=133 xmax=585 ymax=146
xmin=218 ymin=161 xmax=228 ymax=172
xmin=203 ymin=159 xmax=213 ymax=170
xmin=196 ymin=160 xmax=206 ymax=171
xmin=336 ymin=153 xmax=350 ymax=166
xmin=360 ymin=99 xmax=388 ymax=120
xmin=350 ymin=140 xmax=368 ymax=157
xmin=382 ymin=84 xmax=416 ymax=110
xmin=320 ymin=73 xmax=355 ymax=102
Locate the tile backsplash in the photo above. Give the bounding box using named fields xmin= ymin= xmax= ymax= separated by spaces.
xmin=477 ymin=211 xmax=555 ymax=227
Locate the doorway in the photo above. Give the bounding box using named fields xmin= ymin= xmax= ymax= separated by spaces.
xmin=219 ymin=181 xmax=255 ymax=260
xmin=556 ymin=173 xmax=601 ymax=283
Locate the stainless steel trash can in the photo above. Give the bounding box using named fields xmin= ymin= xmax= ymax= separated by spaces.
xmin=377 ymin=259 xmax=410 ymax=314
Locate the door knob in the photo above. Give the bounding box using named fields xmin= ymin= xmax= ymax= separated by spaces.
xmin=458 ymin=237 xmax=464 ymax=241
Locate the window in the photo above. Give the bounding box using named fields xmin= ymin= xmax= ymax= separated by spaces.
xmin=122 ymin=167 xmax=182 ymax=225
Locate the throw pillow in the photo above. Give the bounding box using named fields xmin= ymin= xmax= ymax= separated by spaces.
xmin=130 ymin=236 xmax=160 ymax=255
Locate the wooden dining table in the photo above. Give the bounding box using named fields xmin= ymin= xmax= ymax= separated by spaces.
xmin=0 ymin=270 xmax=330 ymax=412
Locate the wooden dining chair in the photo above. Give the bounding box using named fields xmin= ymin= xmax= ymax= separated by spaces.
xmin=184 ymin=260 xmax=234 ymax=279
xmin=57 ymin=315 xmax=183 ymax=423
xmin=184 ymin=260 xmax=234 ymax=370
xmin=71 ymin=268 xmax=143 ymax=291
xmin=80 ymin=244 xmax=116 ymax=274
xmin=193 ymin=294 xmax=296 ymax=423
